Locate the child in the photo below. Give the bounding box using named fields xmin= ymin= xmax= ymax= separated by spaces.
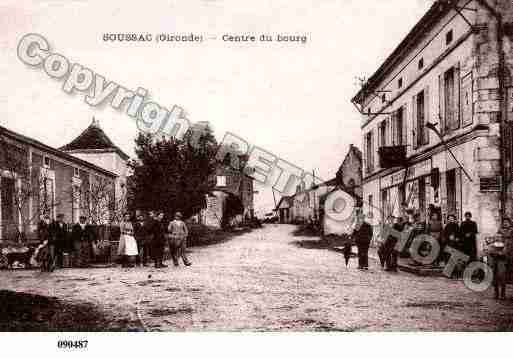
xmin=490 ymin=218 xmax=513 ymax=300
xmin=488 ymin=241 xmax=508 ymax=300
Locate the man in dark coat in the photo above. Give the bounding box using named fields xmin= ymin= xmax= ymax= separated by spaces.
xmin=152 ymin=211 xmax=168 ymax=268
xmin=460 ymin=211 xmax=478 ymax=261
xmin=37 ymin=215 xmax=54 ymax=271
xmin=134 ymin=212 xmax=153 ymax=266
xmin=352 ymin=214 xmax=373 ymax=270
xmin=71 ymin=216 xmax=94 ymax=267
xmin=49 ymin=214 xmax=69 ymax=268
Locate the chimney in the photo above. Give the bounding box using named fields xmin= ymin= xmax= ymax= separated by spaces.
xmin=91 ymin=117 xmax=100 ymax=128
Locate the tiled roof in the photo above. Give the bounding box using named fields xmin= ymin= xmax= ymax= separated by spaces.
xmin=59 ymin=118 xmax=129 ymax=160
xmin=0 ymin=125 xmax=117 ymax=178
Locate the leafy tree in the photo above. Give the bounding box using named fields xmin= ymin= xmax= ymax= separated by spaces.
xmin=129 ymin=124 xmax=218 ymax=219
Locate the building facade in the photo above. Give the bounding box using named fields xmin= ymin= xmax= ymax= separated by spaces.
xmin=280 ymin=144 xmax=363 ymax=226
xmin=201 ymin=164 xmax=255 ymax=228
xmin=60 ymin=117 xmax=130 ymax=213
xmin=0 ymin=125 xmax=117 ymax=240
xmin=352 ymin=0 xmax=513 ymax=255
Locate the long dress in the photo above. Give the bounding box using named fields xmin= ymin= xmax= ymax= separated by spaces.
xmin=117 ymin=221 xmax=139 ymax=256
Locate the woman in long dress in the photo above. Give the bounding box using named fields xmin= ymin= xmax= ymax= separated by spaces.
xmin=117 ymin=213 xmax=138 ymax=268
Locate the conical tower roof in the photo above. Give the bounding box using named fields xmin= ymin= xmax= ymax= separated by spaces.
xmin=60 ymin=117 xmax=129 ymax=160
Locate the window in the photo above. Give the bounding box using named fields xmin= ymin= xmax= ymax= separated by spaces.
xmin=418 ymin=58 xmax=424 ymax=70
xmin=443 ymin=67 xmax=460 ymax=131
xmin=446 ymin=29 xmax=453 ymax=45
xmin=414 ymin=89 xmax=429 ymax=148
xmin=393 ymin=107 xmax=404 ymax=146
xmin=73 ymin=167 xmax=80 ymax=178
xmin=381 ymin=94 xmax=386 ymax=104
xmin=43 ymin=156 xmax=51 ymax=168
xmin=398 ymin=78 xmax=403 ymax=89
xmin=379 ymin=120 xmax=388 ymax=148
xmin=446 ymin=169 xmax=457 ymax=219
xmin=365 ymin=131 xmax=374 ymax=174
xmin=416 ymin=90 xmax=425 ymax=147
xmin=216 ymin=175 xmax=227 ymax=187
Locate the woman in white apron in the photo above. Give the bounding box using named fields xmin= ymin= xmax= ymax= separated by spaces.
xmin=118 ymin=213 xmax=138 ymax=268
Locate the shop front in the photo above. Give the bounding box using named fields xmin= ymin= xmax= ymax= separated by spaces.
xmin=379 ymin=159 xmax=441 ymax=223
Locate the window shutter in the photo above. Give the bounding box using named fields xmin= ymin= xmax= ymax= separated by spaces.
xmin=371 ymin=130 xmax=375 ymax=171
xmin=388 ymin=116 xmax=393 ymax=145
xmin=392 ymin=112 xmax=397 ymax=146
xmin=412 ymin=94 xmax=418 ymax=149
xmin=439 ymin=73 xmax=445 ymax=134
xmin=423 ymin=86 xmax=430 ymax=145
xmin=454 ymin=62 xmax=461 ymax=129
xmin=402 ymin=104 xmax=408 ymax=146
xmin=363 ymin=133 xmax=368 ymax=174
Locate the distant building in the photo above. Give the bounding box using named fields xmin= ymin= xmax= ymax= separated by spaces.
xmin=280 ymin=145 xmax=363 ymax=226
xmin=276 ymin=196 xmax=293 ymax=223
xmin=201 ymin=163 xmax=255 ymax=228
xmin=0 ymin=125 xmax=117 ymax=240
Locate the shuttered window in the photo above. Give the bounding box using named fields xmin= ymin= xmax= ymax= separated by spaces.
xmin=365 ymin=130 xmax=375 ymax=175
xmin=440 ymin=64 xmax=461 ymax=133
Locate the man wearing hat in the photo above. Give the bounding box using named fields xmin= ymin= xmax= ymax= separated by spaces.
xmin=168 ymin=212 xmax=192 ymax=267
xmin=49 ymin=213 xmax=69 ymax=268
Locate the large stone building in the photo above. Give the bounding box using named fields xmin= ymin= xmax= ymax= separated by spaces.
xmin=352 ymin=0 xmax=513 ymax=254
xmin=0 ymin=125 xmax=117 ymax=240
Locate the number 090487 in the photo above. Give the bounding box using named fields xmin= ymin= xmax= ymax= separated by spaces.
xmin=57 ymin=340 xmax=88 ymax=349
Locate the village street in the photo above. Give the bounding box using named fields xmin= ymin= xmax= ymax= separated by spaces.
xmin=1 ymin=224 xmax=513 ymax=331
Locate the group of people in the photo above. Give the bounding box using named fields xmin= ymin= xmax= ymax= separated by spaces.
xmin=119 ymin=211 xmax=192 ymax=269
xmin=37 ymin=210 xmax=192 ymax=272
xmin=376 ymin=211 xmax=480 ymax=273
xmin=37 ymin=213 xmax=95 ymax=270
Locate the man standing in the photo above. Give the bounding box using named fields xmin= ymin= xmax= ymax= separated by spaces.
xmin=152 ymin=211 xmax=168 ymax=268
xmin=50 ymin=214 xmax=69 ymax=268
xmin=168 ymin=212 xmax=192 ymax=267
xmin=460 ymin=211 xmax=478 ymax=261
xmin=352 ymin=213 xmax=373 ymax=270
xmin=134 ymin=212 xmax=152 ymax=266
xmin=38 ymin=215 xmax=54 ymax=271
xmin=71 ymin=216 xmax=93 ymax=268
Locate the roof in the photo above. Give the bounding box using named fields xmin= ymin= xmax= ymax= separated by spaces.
xmin=59 ymin=118 xmax=130 ymax=160
xmin=352 ymin=0 xmax=449 ymax=104
xmin=0 ymin=125 xmax=117 ymax=178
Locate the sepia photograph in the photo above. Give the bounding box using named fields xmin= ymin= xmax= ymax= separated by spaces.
xmin=1 ymin=0 xmax=513 ymax=352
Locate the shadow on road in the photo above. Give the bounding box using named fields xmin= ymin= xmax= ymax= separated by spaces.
xmin=291 ymin=225 xmax=320 ymax=238
xmin=189 ymin=227 xmax=255 ymax=248
xmin=0 ymin=290 xmax=141 ymax=332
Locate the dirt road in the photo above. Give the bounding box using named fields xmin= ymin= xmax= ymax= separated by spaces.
xmin=2 ymin=224 xmax=513 ymax=331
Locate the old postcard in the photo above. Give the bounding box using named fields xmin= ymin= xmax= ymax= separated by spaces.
xmin=1 ymin=0 xmax=513 ymax=355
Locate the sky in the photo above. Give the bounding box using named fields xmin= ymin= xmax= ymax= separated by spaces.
xmin=0 ymin=0 xmax=435 ymax=214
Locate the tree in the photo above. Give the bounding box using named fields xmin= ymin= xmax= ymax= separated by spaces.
xmin=129 ymin=124 xmax=218 ymax=219
xmin=69 ymin=175 xmax=117 ymax=225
